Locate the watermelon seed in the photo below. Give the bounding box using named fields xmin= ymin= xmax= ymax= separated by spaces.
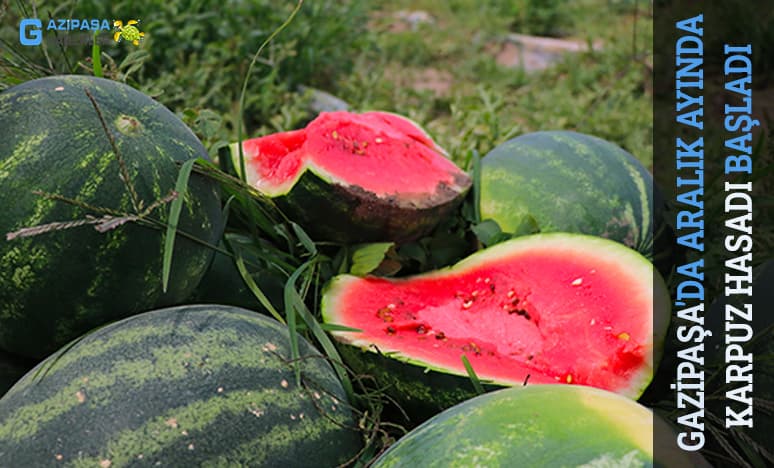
xmin=435 ymin=331 xmax=446 ymax=340
xmin=507 ymin=289 xmax=515 ymax=298
xmin=566 ymin=374 xmax=573 ymax=384
xmin=387 ymin=303 xmax=396 ymax=309
xmin=416 ymin=324 xmax=428 ymax=334
xmin=386 ymin=326 xmax=396 ymax=335
xmin=589 ymin=318 xmax=596 ymax=325
xmin=375 ymin=137 xmax=383 ymax=143
xmin=527 ymin=354 xmax=534 ymax=361
xmin=484 ymin=277 xmax=491 ymax=284
xmin=461 ymin=342 xmax=482 ymax=356
xmin=462 ymin=300 xmax=474 ymax=309
xmin=509 ymin=308 xmax=531 ymax=321
xmin=376 ymin=307 xmax=394 ymax=322
xmin=617 ymin=332 xmax=631 ymax=341
xmin=489 ymin=284 xmax=496 ymax=293
xmin=571 ymin=277 xmax=583 ymax=286
xmin=332 ymin=130 xmax=339 ymax=140
xmin=471 ymin=290 xmax=479 ymax=298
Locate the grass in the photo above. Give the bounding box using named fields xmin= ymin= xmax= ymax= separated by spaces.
xmin=3 ymin=0 xmax=771 ymax=466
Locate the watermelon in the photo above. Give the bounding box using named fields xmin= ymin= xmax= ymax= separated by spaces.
xmin=230 ymin=111 xmax=471 ymax=243
xmin=322 ymin=233 xmax=669 ymax=416
xmin=372 ymin=385 xmax=705 ymax=467
xmin=480 ymin=131 xmax=657 ymax=259
xmin=0 ymin=75 xmax=222 ymax=358
xmin=0 ymin=304 xmax=361 ymax=466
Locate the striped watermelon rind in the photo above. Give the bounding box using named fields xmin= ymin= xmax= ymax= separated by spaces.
xmin=322 ymin=233 xmax=670 ymax=418
xmin=480 ymin=131 xmax=656 ymax=258
xmin=371 ymin=385 xmax=656 ymax=467
xmin=0 ymin=304 xmax=362 ymax=466
xmin=0 ymin=75 xmax=223 ymax=358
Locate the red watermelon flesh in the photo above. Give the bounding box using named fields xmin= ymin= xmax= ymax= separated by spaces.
xmin=323 ymin=234 xmax=670 ymax=399
xmin=236 ymin=111 xmax=468 ymax=198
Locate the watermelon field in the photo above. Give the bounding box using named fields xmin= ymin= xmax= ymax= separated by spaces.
xmin=1 ymin=0 xmax=772 ymax=466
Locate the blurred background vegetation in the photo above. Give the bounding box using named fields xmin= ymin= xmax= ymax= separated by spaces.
xmin=0 ymin=0 xmax=653 ymax=170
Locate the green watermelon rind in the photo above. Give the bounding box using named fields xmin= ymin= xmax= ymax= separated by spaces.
xmin=0 ymin=304 xmax=361 ymax=466
xmin=480 ymin=131 xmax=655 ymax=258
xmin=371 ymin=385 xmax=656 ymax=468
xmin=0 ymin=75 xmax=223 ymax=358
xmin=322 ymin=233 xmax=670 ymax=412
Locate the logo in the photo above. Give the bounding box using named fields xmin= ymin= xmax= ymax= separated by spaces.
xmin=113 ymin=20 xmax=145 ymax=46
xmin=19 ymin=18 xmax=42 ymax=46
xmin=18 ymin=18 xmax=144 ymax=47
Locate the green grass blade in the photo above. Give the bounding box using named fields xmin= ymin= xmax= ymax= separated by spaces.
xmin=284 ymin=260 xmax=314 ymax=386
xmin=91 ymin=32 xmax=103 ymax=78
xmin=472 ymin=149 xmax=481 ymax=224
xmin=233 ymin=251 xmax=286 ymax=325
xmin=236 ymin=0 xmax=304 ymax=181
xmin=291 ymin=221 xmax=317 ymax=256
xmin=162 ymin=158 xmax=197 ymax=293
xmin=461 ymin=354 xmax=484 ymax=395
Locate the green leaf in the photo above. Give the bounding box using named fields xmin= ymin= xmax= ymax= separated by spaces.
xmin=350 ymin=242 xmax=394 ymax=276
xmin=471 ymin=219 xmax=510 ymax=247
xmin=161 ymin=158 xmax=196 ymax=293
xmin=461 ymin=355 xmax=485 ymax=395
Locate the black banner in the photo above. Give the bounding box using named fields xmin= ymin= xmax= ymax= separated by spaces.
xmin=653 ymin=1 xmax=774 ymax=466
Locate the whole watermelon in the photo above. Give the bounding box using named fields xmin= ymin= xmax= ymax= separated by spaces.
xmin=0 ymin=75 xmax=222 ymax=358
xmin=480 ymin=131 xmax=659 ymax=260
xmin=0 ymin=304 xmax=362 ymax=466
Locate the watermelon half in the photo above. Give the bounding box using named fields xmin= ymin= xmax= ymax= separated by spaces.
xmin=322 ymin=233 xmax=669 ymax=415
xmin=230 ymin=111 xmax=471 ymax=243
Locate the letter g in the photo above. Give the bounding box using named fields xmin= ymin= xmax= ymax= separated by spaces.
xmin=20 ymin=19 xmax=42 ymax=46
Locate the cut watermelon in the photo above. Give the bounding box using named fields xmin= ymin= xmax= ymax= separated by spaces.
xmin=322 ymin=233 xmax=669 ymax=415
xmin=231 ymin=111 xmax=471 ymax=243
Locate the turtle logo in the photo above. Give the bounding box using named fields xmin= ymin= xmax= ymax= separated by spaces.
xmin=113 ymin=19 xmax=144 ymax=46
